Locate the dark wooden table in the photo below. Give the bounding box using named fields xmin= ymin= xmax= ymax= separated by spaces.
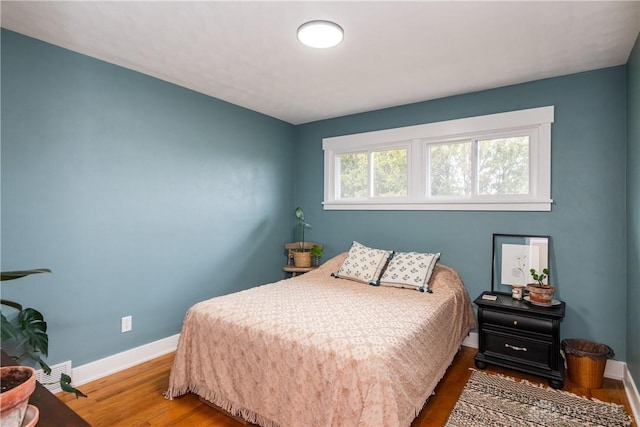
xmin=1 ymin=350 xmax=91 ymax=426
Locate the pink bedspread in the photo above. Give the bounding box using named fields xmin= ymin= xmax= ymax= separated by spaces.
xmin=166 ymin=253 xmax=475 ymax=427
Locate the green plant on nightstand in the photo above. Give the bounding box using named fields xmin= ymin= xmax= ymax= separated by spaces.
xmin=293 ymin=207 xmax=313 ymax=267
xmin=310 ymin=244 xmax=323 ymax=267
xmin=526 ymin=267 xmax=555 ymax=305
xmin=310 ymin=244 xmax=323 ymax=258
xmin=294 ymin=207 xmax=312 ymax=251
xmin=529 ymin=268 xmax=549 ymax=286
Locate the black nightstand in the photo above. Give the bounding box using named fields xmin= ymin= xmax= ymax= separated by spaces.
xmin=474 ymin=291 xmax=566 ymax=388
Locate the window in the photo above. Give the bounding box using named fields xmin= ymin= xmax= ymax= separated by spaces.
xmin=323 ymin=106 xmax=553 ymax=211
xmin=428 ymin=133 xmax=531 ymax=198
xmin=337 ymin=148 xmax=408 ymax=199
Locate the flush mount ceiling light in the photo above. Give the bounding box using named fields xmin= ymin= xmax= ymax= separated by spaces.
xmin=297 ymin=20 xmax=344 ymax=48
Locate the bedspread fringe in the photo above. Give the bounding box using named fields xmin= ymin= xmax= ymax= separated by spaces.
xmin=165 ymin=385 xmax=280 ymax=427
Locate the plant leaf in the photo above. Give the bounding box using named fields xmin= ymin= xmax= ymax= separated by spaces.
xmin=1 ymin=269 xmax=52 ymax=281
xmin=60 ymin=374 xmax=87 ymax=398
xmin=17 ymin=308 xmax=48 ymax=357
xmin=1 ymin=312 xmax=19 ymax=341
xmin=311 ymin=245 xmax=323 ymax=257
xmin=30 ymin=353 xmax=52 ymax=375
xmin=294 ymin=207 xmax=304 ymax=220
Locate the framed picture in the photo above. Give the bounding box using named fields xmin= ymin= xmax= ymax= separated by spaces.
xmin=491 ymin=233 xmax=550 ymax=293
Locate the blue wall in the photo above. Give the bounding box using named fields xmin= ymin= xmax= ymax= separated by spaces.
xmin=1 ymin=30 xmax=296 ymax=365
xmin=627 ymin=33 xmax=640 ymax=383
xmin=295 ymin=67 xmax=629 ymax=358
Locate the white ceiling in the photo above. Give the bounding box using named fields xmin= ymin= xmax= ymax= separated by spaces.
xmin=2 ymin=1 xmax=639 ymax=125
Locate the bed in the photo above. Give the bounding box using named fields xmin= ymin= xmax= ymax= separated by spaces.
xmin=166 ymin=250 xmax=475 ymax=427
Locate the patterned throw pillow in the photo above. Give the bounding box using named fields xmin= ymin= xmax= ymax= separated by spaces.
xmin=379 ymin=251 xmax=441 ymax=292
xmin=336 ymin=241 xmax=393 ymax=284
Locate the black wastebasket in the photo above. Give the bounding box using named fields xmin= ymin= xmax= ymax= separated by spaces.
xmin=562 ymin=339 xmax=614 ymax=388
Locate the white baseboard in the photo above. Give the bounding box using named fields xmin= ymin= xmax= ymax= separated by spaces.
xmin=462 ymin=331 xmax=479 ymax=348
xmin=624 ymin=367 xmax=640 ymax=425
xmin=72 ymin=334 xmax=180 ymax=387
xmin=604 ymin=358 xmax=626 ymax=381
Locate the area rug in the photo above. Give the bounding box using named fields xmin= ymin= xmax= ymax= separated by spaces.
xmin=445 ymin=370 xmax=633 ymax=427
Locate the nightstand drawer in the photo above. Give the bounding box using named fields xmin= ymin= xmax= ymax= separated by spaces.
xmin=485 ymin=331 xmax=551 ymax=369
xmin=483 ymin=310 xmax=553 ymax=334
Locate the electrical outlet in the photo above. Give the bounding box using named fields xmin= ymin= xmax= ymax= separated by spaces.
xmin=121 ymin=315 xmax=132 ymax=333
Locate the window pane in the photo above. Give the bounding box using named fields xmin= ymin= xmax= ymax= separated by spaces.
xmin=429 ymin=142 xmax=472 ymax=196
xmin=338 ymin=152 xmax=368 ymax=198
xmin=373 ymin=149 xmax=408 ymax=197
xmin=478 ymin=136 xmax=529 ymax=195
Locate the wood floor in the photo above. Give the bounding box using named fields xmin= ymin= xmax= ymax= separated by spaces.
xmin=57 ymin=346 xmax=636 ymax=427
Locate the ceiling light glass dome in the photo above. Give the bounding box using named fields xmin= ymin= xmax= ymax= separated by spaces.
xmin=297 ymin=20 xmax=344 ymax=48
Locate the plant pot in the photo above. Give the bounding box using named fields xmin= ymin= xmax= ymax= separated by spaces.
xmin=526 ymin=284 xmax=555 ymax=304
xmin=293 ymin=251 xmax=312 ymax=268
xmin=0 ymin=366 xmax=37 ymax=427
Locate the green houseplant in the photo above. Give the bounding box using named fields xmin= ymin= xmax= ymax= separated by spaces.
xmin=310 ymin=244 xmax=323 ymax=267
xmin=293 ymin=207 xmax=312 ymax=267
xmin=529 ymin=268 xmax=549 ymax=286
xmin=1 ymin=269 xmax=86 ymax=398
xmin=526 ymin=267 xmax=555 ymax=304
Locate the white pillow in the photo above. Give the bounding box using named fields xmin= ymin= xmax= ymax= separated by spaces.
xmin=379 ymin=251 xmax=441 ymax=292
xmin=335 ymin=241 xmax=393 ymax=284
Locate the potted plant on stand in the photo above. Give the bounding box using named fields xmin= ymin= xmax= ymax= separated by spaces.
xmin=526 ymin=268 xmax=555 ymax=305
xmin=293 ymin=207 xmax=313 ymax=268
xmin=1 ymin=269 xmax=86 ymax=427
xmin=310 ymin=244 xmax=323 ymax=267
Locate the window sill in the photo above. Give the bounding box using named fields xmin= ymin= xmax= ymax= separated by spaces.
xmin=322 ymin=200 xmax=553 ymax=211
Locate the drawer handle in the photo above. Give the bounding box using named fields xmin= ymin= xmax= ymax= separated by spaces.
xmin=513 ymin=320 xmax=518 ymax=326
xmin=505 ymin=343 xmax=528 ymax=352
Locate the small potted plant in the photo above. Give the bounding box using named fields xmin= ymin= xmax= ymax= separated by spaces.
xmin=526 ymin=268 xmax=555 ymax=304
xmin=310 ymin=244 xmax=323 ymax=267
xmin=293 ymin=207 xmax=313 ymax=267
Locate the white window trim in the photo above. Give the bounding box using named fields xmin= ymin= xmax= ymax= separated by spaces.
xmin=323 ymin=106 xmax=554 ymax=211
